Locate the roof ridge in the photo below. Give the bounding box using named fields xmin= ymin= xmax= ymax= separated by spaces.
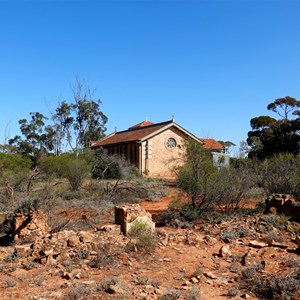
xmin=116 ymin=119 xmax=173 ymax=134
xmin=129 ymin=120 xmax=154 ymax=129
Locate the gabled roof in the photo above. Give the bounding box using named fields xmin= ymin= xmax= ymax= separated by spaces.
xmin=91 ymin=120 xmax=201 ymax=147
xmin=199 ymin=138 xmax=224 ymax=151
xmin=129 ymin=120 xmax=154 ymax=129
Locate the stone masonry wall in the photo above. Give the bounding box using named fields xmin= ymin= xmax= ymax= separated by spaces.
xmin=115 ymin=204 xmax=155 ymax=235
xmin=144 ymin=127 xmax=186 ymax=178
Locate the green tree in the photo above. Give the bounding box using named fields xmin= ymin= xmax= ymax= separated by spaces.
xmin=247 ymin=97 xmax=300 ymax=159
xmin=8 ymin=112 xmax=55 ymax=166
xmin=8 ymin=77 xmax=107 ymax=160
xmin=54 ymin=77 xmax=108 ymax=156
xmin=267 ymin=96 xmax=300 ymax=119
xmin=176 ymin=139 xmax=217 ymax=209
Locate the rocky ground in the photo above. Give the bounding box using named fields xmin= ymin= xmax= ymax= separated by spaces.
xmin=0 ymin=187 xmax=299 ymax=300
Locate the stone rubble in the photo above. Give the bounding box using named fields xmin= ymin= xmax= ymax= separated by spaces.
xmin=0 ymin=202 xmax=299 ymax=299
xmin=264 ymin=193 xmax=300 ymax=219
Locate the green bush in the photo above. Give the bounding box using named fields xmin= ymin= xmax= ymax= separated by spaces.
xmin=252 ymin=153 xmax=300 ymax=197
xmin=0 ymin=153 xmax=32 ymax=191
xmin=60 ymin=189 xmax=82 ymax=200
xmin=127 ymin=220 xmax=156 ymax=253
xmin=15 ymin=197 xmax=41 ymax=214
xmin=3 ymin=248 xmax=20 ymax=262
xmin=260 ymin=214 xmax=289 ymax=230
xmin=63 ymin=159 xmax=89 ymax=190
xmin=176 ymin=139 xmax=254 ymax=215
xmin=0 ymin=153 xmax=32 ymax=171
xmin=179 ymin=203 xmax=201 ymax=222
xmin=91 ymin=149 xmax=134 ymax=179
xmin=176 ymin=139 xmax=217 ymax=209
xmin=39 ymin=153 xmax=75 ymax=177
xmin=212 ymin=165 xmax=254 ymax=215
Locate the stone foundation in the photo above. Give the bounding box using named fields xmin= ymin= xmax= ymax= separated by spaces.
xmin=13 ymin=210 xmax=50 ymax=244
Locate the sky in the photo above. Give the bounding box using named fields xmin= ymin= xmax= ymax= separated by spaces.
xmin=1 ymin=0 xmax=300 ymax=156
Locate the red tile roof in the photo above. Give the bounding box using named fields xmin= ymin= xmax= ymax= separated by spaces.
xmin=91 ymin=120 xmax=173 ymax=147
xmin=199 ymin=138 xmax=224 ymax=150
xmin=129 ymin=120 xmax=154 ymax=129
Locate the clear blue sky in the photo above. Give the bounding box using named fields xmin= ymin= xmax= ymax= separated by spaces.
xmin=1 ymin=0 xmax=300 ymax=155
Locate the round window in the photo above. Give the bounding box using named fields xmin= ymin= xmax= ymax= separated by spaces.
xmin=166 ymin=137 xmax=177 ymax=149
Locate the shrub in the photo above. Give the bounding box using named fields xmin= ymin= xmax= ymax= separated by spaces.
xmin=221 ymin=230 xmax=237 ymax=243
xmin=179 ymin=203 xmax=201 ymax=222
xmin=176 ymin=139 xmax=254 ymax=215
xmin=62 ymin=259 xmax=74 ymax=272
xmin=176 ymin=139 xmax=217 ymax=209
xmin=265 ymin=230 xmax=283 ymax=243
xmin=135 ymin=232 xmax=156 ymax=252
xmin=128 ymin=219 xmax=150 ymax=237
xmin=243 ymin=272 xmax=300 ymax=300
xmin=236 ymin=225 xmax=250 ymax=238
xmin=4 ymin=278 xmax=16 ymax=288
xmin=158 ymin=207 xmax=180 ymax=226
xmin=127 ymin=220 xmax=156 ymax=253
xmin=286 ymin=221 xmax=300 ymax=234
xmin=23 ymin=260 xmax=35 ymax=270
xmin=39 ymin=155 xmax=67 ymax=177
xmin=89 ymin=243 xmax=118 ymax=268
xmin=15 ymin=197 xmax=41 ymax=214
xmin=260 ymin=214 xmax=289 ymax=230
xmin=99 ymin=277 xmax=119 ymax=292
xmin=76 ymin=248 xmax=90 ymax=260
xmin=3 ymin=248 xmax=20 ymax=263
xmin=227 ymin=287 xmax=239 ymax=297
xmin=67 ymin=283 xmax=92 ymax=300
xmin=252 ymin=153 xmax=300 ymax=197
xmin=92 ymin=149 xmax=134 ymax=180
xmin=0 ymin=153 xmax=32 ymax=173
xmin=187 ymin=286 xmax=202 ymax=300
xmin=135 ymin=275 xmax=148 ymax=285
xmin=158 ymin=289 xmax=181 ymax=300
xmin=284 ymin=257 xmax=300 ymax=268
xmin=199 ymin=210 xmax=232 ymax=224
xmin=63 ymin=159 xmax=89 ymax=190
xmin=213 ymin=165 xmax=253 ymax=215
xmin=60 ymin=189 xmax=82 ymax=200
xmin=0 ymin=153 xmax=32 ymax=194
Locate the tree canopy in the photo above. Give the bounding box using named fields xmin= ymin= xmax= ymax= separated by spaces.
xmin=247 ymin=96 xmax=300 ymax=159
xmin=8 ymin=112 xmax=54 ymax=166
xmin=7 ymin=78 xmax=107 ymax=165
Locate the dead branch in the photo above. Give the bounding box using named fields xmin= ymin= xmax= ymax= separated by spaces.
xmin=27 ymin=167 xmax=40 ymax=196
xmin=4 ymin=179 xmax=14 ymax=201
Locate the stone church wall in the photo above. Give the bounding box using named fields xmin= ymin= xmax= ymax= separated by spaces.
xmin=144 ymin=127 xmax=186 ymax=178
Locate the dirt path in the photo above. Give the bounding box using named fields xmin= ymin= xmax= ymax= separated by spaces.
xmin=139 ymin=187 xmax=186 ymax=218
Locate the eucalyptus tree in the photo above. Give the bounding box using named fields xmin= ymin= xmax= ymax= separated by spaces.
xmin=8 ymin=112 xmax=54 ymax=166
xmin=247 ymin=96 xmax=300 ymax=159
xmin=54 ymin=77 xmax=108 ymax=157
